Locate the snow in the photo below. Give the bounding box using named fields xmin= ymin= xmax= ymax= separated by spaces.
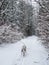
xmin=0 ymin=36 xmax=49 ymax=65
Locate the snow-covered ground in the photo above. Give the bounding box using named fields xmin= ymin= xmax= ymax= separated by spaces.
xmin=0 ymin=36 xmax=49 ymax=65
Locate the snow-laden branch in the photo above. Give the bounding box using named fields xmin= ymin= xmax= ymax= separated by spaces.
xmin=35 ymin=0 xmax=49 ymax=13
xmin=0 ymin=2 xmax=2 ymax=7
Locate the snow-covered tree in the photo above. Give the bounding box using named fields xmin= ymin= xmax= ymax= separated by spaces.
xmin=17 ymin=0 xmax=35 ymax=36
xmin=35 ymin=0 xmax=49 ymax=44
xmin=0 ymin=0 xmax=8 ymax=25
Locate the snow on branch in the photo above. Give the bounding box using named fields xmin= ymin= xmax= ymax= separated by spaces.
xmin=35 ymin=0 xmax=49 ymax=13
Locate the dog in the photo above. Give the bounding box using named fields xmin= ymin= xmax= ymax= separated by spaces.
xmin=21 ymin=45 xmax=26 ymax=56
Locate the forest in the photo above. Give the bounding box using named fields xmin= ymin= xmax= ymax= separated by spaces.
xmin=0 ymin=0 xmax=49 ymax=44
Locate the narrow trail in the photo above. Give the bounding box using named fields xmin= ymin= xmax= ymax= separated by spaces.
xmin=0 ymin=36 xmax=49 ymax=65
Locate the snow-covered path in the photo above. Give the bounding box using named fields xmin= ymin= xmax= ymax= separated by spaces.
xmin=0 ymin=36 xmax=49 ymax=65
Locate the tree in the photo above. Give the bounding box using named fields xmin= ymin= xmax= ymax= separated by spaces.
xmin=17 ymin=0 xmax=35 ymax=36
xmin=0 ymin=0 xmax=8 ymax=25
xmin=35 ymin=0 xmax=49 ymax=44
